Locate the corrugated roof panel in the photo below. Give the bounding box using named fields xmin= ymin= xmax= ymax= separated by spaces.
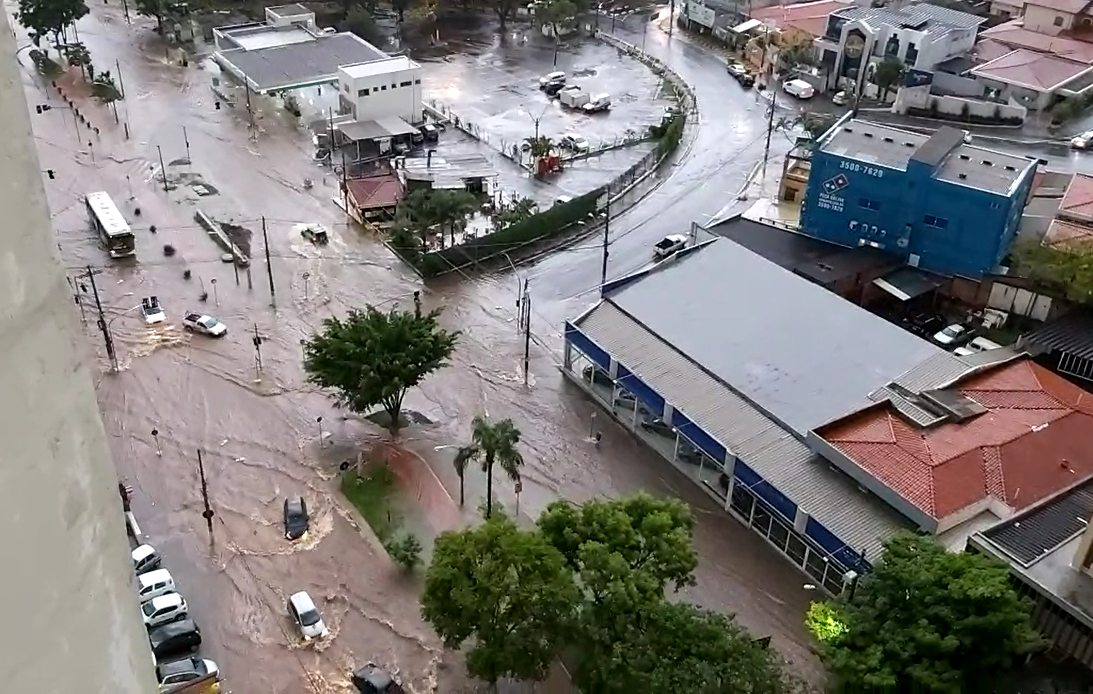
xmin=984 ymin=484 xmax=1093 ymax=566
xmin=575 ymin=301 xmax=908 ymax=561
xmin=1022 ymin=312 xmax=1093 ymax=361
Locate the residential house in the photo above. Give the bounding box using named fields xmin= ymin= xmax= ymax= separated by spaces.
xmin=816 ymin=3 xmax=985 ymax=93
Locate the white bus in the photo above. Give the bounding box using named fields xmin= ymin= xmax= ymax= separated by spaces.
xmin=85 ymin=192 xmax=135 ymax=259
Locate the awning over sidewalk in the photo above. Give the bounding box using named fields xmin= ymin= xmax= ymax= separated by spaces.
xmin=872 ymin=267 xmax=939 ymax=302
xmin=732 ymin=18 xmax=762 ymax=33
xmin=336 ymin=117 xmax=418 ymax=142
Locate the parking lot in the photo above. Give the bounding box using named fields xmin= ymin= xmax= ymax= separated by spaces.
xmin=421 ymin=32 xmax=671 ymax=159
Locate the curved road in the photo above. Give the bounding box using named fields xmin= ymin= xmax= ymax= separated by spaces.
xmin=18 ymin=5 xmax=823 ymax=691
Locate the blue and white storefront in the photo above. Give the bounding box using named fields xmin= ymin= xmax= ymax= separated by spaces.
xmin=561 ymin=239 xmax=925 ymax=594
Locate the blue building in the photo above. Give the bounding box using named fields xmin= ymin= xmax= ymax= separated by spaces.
xmin=800 ymin=114 xmax=1037 ymax=279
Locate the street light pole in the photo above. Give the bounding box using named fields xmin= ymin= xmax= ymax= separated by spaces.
xmin=317 ymin=416 xmax=325 ymax=448
xmin=196 ymin=449 xmax=214 ymax=534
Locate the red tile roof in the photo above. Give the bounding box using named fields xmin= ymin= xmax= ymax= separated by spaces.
xmin=1061 ymin=172 xmax=1093 ymax=219
xmin=970 ymin=49 xmax=1093 ymax=91
xmin=751 ymin=0 xmax=850 ymax=37
xmin=345 ymin=175 xmax=403 ymax=211
xmin=818 ymin=360 xmax=1093 ymax=522
xmin=1045 ymin=219 xmax=1093 ymax=249
xmin=981 ymin=21 xmax=1093 ymax=64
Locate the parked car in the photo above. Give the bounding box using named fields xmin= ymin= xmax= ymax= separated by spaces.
xmin=582 ymin=364 xmax=613 ymax=388
xmin=543 ymin=80 xmax=568 ymax=96
xmin=737 ymin=72 xmax=756 ymax=88
xmin=288 ymin=591 xmax=329 ymax=640
xmin=157 ymin=656 xmax=219 ymax=692
xmin=148 ymin=619 xmax=202 ymax=660
xmin=1074 ymin=130 xmax=1093 ymax=150
xmin=182 ymin=313 xmax=228 ymax=337
xmin=831 ymin=90 xmax=849 ymax=106
xmin=132 ymin=544 xmax=162 ymax=575
xmin=419 ymin=123 xmax=439 ymax=142
xmin=582 ymin=93 xmax=611 ymax=113
xmin=141 ymin=296 xmax=166 ymax=325
xmin=560 ymin=133 xmax=590 ymax=152
xmin=559 ymin=88 xmax=590 ymax=109
xmin=932 ymin=323 xmax=969 ymax=346
xmin=539 ymin=70 xmax=566 ymax=88
xmin=726 ymin=62 xmax=748 ymax=79
xmin=954 ymin=336 xmax=1004 ymax=357
xmin=284 ymin=496 xmax=310 ymax=541
xmin=554 ymin=195 xmax=574 ymax=206
xmin=653 ymin=234 xmax=687 ymax=259
xmin=352 ymin=663 xmax=405 ymax=694
xmin=143 ymin=592 xmax=189 ymax=629
xmin=782 ymin=79 xmax=816 ymax=99
xmin=138 ymin=569 xmax=177 ymax=603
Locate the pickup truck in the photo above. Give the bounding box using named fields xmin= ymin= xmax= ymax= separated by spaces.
xmin=582 ymin=93 xmax=610 ymax=113
xmin=183 ymin=313 xmax=228 ymax=337
xmin=559 ymin=88 xmax=590 ymax=109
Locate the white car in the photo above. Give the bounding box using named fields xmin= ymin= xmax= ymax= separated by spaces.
xmin=1073 ymin=130 xmax=1093 ymax=150
xmin=288 ymin=591 xmax=328 ymax=640
xmin=138 ymin=569 xmax=177 ymax=603
xmin=832 ymin=90 xmax=849 ymax=106
xmin=142 ymin=592 xmax=189 ymax=629
xmin=560 ymin=133 xmax=590 ymax=152
xmin=954 ymin=336 xmax=1004 ymax=357
xmin=726 ymin=62 xmax=748 ymax=78
xmin=932 ymin=323 xmax=967 ymax=346
xmin=141 ymin=296 xmax=166 ymax=325
xmin=183 ymin=313 xmax=227 ymax=337
xmin=132 ymin=544 xmax=162 ymax=575
xmin=783 ymin=79 xmax=816 ymax=99
xmin=653 ymin=234 xmax=688 ymax=259
xmin=539 ymin=70 xmax=566 ymax=87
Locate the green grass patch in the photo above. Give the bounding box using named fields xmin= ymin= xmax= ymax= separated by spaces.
xmin=340 ymin=465 xmax=399 ymax=542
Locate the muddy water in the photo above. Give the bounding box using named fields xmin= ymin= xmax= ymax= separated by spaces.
xmin=17 ymin=4 xmax=824 ymax=691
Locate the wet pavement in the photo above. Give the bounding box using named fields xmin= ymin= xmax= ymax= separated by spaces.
xmin=22 ymin=5 xmax=823 ymax=693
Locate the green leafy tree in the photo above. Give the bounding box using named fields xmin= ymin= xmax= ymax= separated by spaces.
xmin=1012 ymin=236 xmax=1093 ymax=303
xmin=340 ymin=6 xmax=383 ymax=47
xmin=873 ymin=56 xmax=906 ymax=99
xmin=540 ymin=0 xmax=577 ymax=39
xmin=453 ymin=416 xmax=524 ymax=517
xmin=811 ymin=532 xmax=1040 ymax=693
xmin=583 ymin=600 xmax=791 ymax=693
xmin=492 ymin=0 xmax=519 ymax=31
xmin=384 ymin=532 xmax=422 ymax=571
xmin=497 ymin=197 xmax=537 ymax=230
xmin=16 ymin=0 xmax=88 ymax=49
xmin=524 ymin=135 xmax=554 ymax=159
xmin=421 ymin=516 xmax=578 ymax=686
xmin=132 ymin=0 xmax=166 ymax=33
xmin=303 ymin=306 xmax=460 ymax=432
xmin=778 ymin=34 xmax=816 ymax=69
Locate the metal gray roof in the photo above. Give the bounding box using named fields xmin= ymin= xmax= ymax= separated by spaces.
xmin=215 ymin=33 xmax=386 ymax=92
xmin=1019 ymin=311 xmax=1093 ymax=360
xmin=604 ymin=238 xmax=944 ymax=435
xmin=821 ymin=121 xmax=930 ymax=172
xmin=983 ymin=481 xmax=1093 ymax=566
xmin=934 ymin=145 xmax=1035 ymax=196
xmin=833 ymin=2 xmax=985 ymax=32
xmin=910 ymin=127 xmax=966 ymax=167
xmin=576 ymin=300 xmax=909 ymax=560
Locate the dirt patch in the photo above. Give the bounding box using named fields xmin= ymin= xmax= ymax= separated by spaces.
xmin=219 ymin=221 xmax=253 ymax=258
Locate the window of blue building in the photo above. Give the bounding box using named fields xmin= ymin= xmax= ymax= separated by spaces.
xmin=924 ymin=215 xmax=949 ymax=229
xmin=858 ymin=198 xmax=879 ymax=211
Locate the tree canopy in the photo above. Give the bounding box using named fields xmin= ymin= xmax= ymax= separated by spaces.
xmin=421 ymin=515 xmax=578 ymax=685
xmin=872 ymin=56 xmax=906 ymax=98
xmin=1011 ymin=236 xmax=1093 ymax=304
xmin=420 ymin=493 xmax=792 ymax=691
xmin=17 ymin=0 xmax=88 ymax=46
xmin=453 ymin=416 xmax=524 ymax=516
xmin=303 ymin=305 xmax=459 ymax=430
xmin=808 ymin=532 xmax=1040 ymax=693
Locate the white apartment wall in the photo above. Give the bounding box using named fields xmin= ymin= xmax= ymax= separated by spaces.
xmin=338 ymin=62 xmax=423 ymax=124
xmin=0 ymin=12 xmax=160 ymax=694
xmin=989 ymin=0 xmax=1024 ymax=16
xmin=1023 ymin=4 xmax=1076 ymax=34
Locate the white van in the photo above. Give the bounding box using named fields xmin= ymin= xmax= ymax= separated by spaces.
xmin=783 ymin=79 xmax=816 ymax=99
xmin=138 ymin=568 xmax=176 ymax=603
xmin=954 ymin=337 xmax=1004 ymax=357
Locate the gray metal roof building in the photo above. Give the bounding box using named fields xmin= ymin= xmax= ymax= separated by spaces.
xmin=562 ymin=237 xmax=993 ymax=582
xmin=214 ymin=32 xmax=387 ymax=93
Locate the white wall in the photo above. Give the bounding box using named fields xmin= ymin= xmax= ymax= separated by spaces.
xmin=0 ymin=12 xmax=160 ymax=694
xmin=893 ymin=83 xmax=1028 ymax=121
xmin=338 ymin=60 xmax=423 ymax=124
xmin=1023 ymin=4 xmax=1075 ymax=34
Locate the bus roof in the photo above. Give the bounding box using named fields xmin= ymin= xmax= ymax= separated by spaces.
xmin=86 ymin=191 xmax=131 ymax=237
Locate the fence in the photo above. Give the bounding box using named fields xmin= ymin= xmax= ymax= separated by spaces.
xmin=596 ymin=30 xmax=697 ymax=114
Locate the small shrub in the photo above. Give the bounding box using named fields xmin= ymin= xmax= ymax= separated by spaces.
xmin=384 ymin=532 xmax=422 ymax=571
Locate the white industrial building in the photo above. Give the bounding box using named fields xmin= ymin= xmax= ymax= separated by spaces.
xmin=337 ymin=55 xmax=423 ymax=125
xmin=0 ymin=12 xmax=159 ymax=694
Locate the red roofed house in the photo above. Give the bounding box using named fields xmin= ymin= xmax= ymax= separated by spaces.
xmin=344 ymin=174 xmax=404 ymax=225
xmin=1043 ymin=172 xmax=1093 ymax=250
xmin=811 ymin=357 xmax=1093 ymax=548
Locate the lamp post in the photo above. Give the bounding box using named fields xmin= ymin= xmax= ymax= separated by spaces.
xmin=210 ymin=278 xmax=218 ymax=307
xmin=151 ymin=427 xmax=161 ymax=456
xmin=316 ymin=416 xmax=324 ymax=448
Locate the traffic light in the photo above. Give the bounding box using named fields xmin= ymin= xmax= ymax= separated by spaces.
xmin=46 ymin=170 xmax=55 ymax=179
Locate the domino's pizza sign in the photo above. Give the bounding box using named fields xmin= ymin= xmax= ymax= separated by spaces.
xmin=818 ymin=172 xmax=848 ymax=212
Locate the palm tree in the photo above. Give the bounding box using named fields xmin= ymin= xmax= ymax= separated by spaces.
xmin=453 ymin=416 xmax=523 ymax=518
xmin=524 ymin=136 xmax=554 ymax=160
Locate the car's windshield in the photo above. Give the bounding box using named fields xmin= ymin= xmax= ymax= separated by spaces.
xmin=201 ymin=318 xmax=219 ymax=328
xmin=142 ymin=601 xmax=157 ymax=617
xmin=299 ymin=609 xmax=321 ymax=627
xmin=942 ymin=326 xmax=963 ymax=338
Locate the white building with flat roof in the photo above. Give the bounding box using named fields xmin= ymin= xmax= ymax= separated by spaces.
xmin=337 ymin=56 xmax=423 ymax=125
xmin=0 ymin=10 xmax=160 ymax=694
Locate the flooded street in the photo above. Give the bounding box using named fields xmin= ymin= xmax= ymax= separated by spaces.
xmin=19 ymin=5 xmax=823 ymax=691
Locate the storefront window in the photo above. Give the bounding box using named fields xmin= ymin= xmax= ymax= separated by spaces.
xmin=786 ymin=534 xmax=808 ymax=566
xmin=752 ymin=506 xmax=773 ymax=536
xmin=731 ymin=483 xmax=754 ymax=518
xmin=805 ymin=547 xmax=830 ymax=584
xmin=823 ymin=568 xmax=847 ymax=596
xmin=768 ymin=515 xmax=791 ymax=552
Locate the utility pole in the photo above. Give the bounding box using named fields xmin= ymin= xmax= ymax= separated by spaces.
xmin=340 ymin=148 xmax=349 ymax=213
xmin=182 ymin=126 xmax=191 ymax=164
xmin=156 ymin=145 xmax=169 ymax=193
xmin=86 ymin=265 xmax=118 ymax=372
xmin=261 ymin=217 xmax=275 ymax=303
xmin=600 ymin=194 xmax=610 ymax=288
xmin=245 ymin=81 xmax=255 ymax=139
xmin=71 ymin=275 xmax=86 ymax=323
xmin=668 ymin=0 xmax=675 ymax=38
xmin=522 ymin=280 xmax=531 ymax=386
xmin=761 ymin=81 xmax=777 ymax=181
xmin=196 ymin=449 xmax=214 ymax=534
xmin=115 ymin=60 xmax=126 ymax=98
xmin=252 ymin=324 xmax=264 ymax=381
xmin=120 ymin=0 xmax=130 ymax=24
